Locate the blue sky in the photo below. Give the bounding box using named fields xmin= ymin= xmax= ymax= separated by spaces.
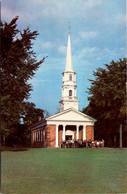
xmin=2 ymin=0 xmax=126 ymax=116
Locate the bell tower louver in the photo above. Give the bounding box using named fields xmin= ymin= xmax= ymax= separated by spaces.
xmin=59 ymin=32 xmax=79 ymax=112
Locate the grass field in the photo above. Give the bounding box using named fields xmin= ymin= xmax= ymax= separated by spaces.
xmin=1 ymin=148 xmax=127 ymax=194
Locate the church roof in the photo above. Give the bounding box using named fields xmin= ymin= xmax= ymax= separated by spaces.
xmin=46 ymin=108 xmax=96 ymax=122
xmin=65 ymin=32 xmax=74 ymax=72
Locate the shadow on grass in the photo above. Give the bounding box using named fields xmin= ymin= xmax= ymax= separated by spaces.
xmin=1 ymin=146 xmax=29 ymax=152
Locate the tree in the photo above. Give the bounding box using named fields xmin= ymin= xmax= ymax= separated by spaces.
xmin=82 ymin=58 xmax=126 ymax=147
xmin=6 ymin=102 xmax=45 ymax=147
xmin=1 ymin=17 xmax=46 ymax=144
xmin=22 ymin=102 xmax=44 ymax=126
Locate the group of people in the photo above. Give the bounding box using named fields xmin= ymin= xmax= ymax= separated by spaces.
xmin=61 ymin=139 xmax=104 ymax=148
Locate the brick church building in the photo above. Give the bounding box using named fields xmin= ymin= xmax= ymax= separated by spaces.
xmin=31 ymin=31 xmax=96 ymax=148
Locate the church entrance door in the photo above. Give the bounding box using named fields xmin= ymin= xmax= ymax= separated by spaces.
xmin=66 ymin=135 xmax=72 ymax=141
xmin=65 ymin=130 xmax=74 ymax=140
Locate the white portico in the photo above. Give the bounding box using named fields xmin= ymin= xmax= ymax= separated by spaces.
xmin=46 ymin=108 xmax=96 ymax=147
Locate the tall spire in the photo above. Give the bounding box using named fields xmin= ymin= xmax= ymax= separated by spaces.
xmin=65 ymin=30 xmax=74 ymax=72
xmin=59 ymin=29 xmax=79 ymax=112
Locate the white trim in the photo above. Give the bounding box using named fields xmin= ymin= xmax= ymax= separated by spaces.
xmin=47 ymin=120 xmax=94 ymax=126
xmin=76 ymin=125 xmax=79 ymax=140
xmin=46 ymin=108 xmax=96 ymax=122
xmin=83 ymin=125 xmax=86 ymax=140
xmin=63 ymin=125 xmax=66 ymax=141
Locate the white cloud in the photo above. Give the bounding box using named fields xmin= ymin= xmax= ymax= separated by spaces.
xmin=2 ymin=8 xmax=14 ymax=21
xmin=33 ymin=39 xmax=55 ymax=55
xmin=30 ymin=0 xmax=103 ymax=19
xmin=1 ymin=6 xmax=33 ymax=25
xmin=86 ymin=0 xmax=102 ymax=7
xmin=2 ymin=0 xmax=103 ymax=23
xmin=2 ymin=0 xmax=125 ymax=35
xmin=81 ymin=46 xmax=125 ymax=59
xmin=115 ymin=13 xmax=126 ymax=26
xmin=73 ymin=46 xmax=126 ymax=69
xmin=101 ymin=12 xmax=126 ymax=30
xmin=40 ymin=41 xmax=54 ymax=49
xmin=57 ymin=45 xmax=66 ymax=54
xmin=35 ymin=57 xmax=65 ymax=73
xmin=73 ymin=47 xmax=98 ymax=61
xmin=28 ymin=79 xmax=48 ymax=86
xmin=81 ymin=47 xmax=97 ymax=54
xmin=80 ymin=31 xmax=99 ymax=40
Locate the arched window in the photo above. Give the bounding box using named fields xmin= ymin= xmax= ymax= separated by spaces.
xmin=69 ymin=90 xmax=72 ymax=96
xmin=69 ymin=75 xmax=72 ymax=81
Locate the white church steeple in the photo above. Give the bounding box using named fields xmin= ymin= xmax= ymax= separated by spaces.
xmin=59 ymin=31 xmax=79 ymax=112
xmin=65 ymin=32 xmax=73 ymax=72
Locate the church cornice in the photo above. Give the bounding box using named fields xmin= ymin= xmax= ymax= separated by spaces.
xmin=46 ymin=108 xmax=97 ymax=122
xmin=62 ymin=84 xmax=77 ymax=88
xmin=60 ymin=98 xmax=80 ymax=102
xmin=62 ymin=81 xmax=76 ymax=83
xmin=62 ymin=71 xmax=76 ymax=75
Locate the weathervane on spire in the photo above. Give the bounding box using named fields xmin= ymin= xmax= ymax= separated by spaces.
xmin=68 ymin=21 xmax=70 ymax=32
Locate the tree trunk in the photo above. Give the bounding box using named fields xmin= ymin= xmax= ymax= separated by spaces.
xmin=114 ymin=135 xmax=116 ymax=148
xmin=3 ymin=135 xmax=6 ymax=146
xmin=120 ymin=124 xmax=122 ymax=148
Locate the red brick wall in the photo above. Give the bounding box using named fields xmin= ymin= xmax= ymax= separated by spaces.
xmin=31 ymin=127 xmax=46 ymax=148
xmin=86 ymin=126 xmax=94 ymax=141
xmin=59 ymin=129 xmax=62 ymax=148
xmin=31 ymin=125 xmax=94 ymax=148
xmin=79 ymin=128 xmax=83 ymax=140
xmin=74 ymin=130 xmax=76 ymax=140
xmin=46 ymin=125 xmax=56 ymax=148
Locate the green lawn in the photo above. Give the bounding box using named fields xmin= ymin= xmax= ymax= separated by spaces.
xmin=1 ymin=148 xmax=127 ymax=194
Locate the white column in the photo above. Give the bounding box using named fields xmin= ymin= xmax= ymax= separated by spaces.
xmin=56 ymin=124 xmax=59 ymax=147
xmin=83 ymin=125 xmax=86 ymax=140
xmin=76 ymin=125 xmax=79 ymax=140
xmin=63 ymin=125 xmax=66 ymax=141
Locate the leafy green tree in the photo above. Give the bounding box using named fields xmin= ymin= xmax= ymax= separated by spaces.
xmin=82 ymin=58 xmax=126 ymax=147
xmin=22 ymin=102 xmax=44 ymax=126
xmin=1 ymin=17 xmax=46 ymax=144
xmin=4 ymin=102 xmax=45 ymax=147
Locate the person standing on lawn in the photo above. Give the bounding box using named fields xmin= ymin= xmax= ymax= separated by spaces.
xmin=86 ymin=139 xmax=88 ymax=148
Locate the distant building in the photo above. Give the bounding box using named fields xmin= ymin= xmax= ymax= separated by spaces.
xmin=31 ymin=31 xmax=96 ymax=148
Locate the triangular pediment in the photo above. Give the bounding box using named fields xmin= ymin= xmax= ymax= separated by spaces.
xmin=46 ymin=108 xmax=96 ymax=122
